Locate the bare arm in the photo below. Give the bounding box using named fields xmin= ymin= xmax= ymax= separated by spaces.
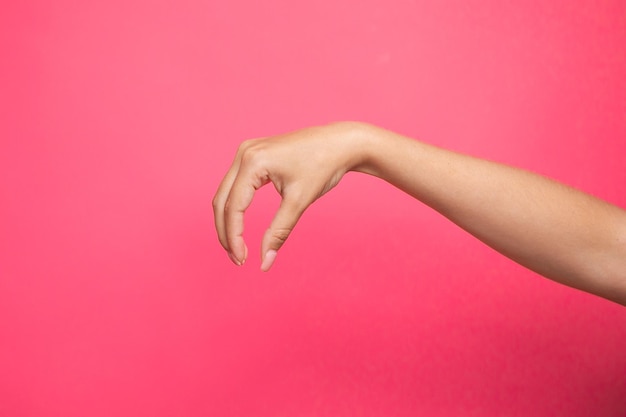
xmin=212 ymin=122 xmax=626 ymax=305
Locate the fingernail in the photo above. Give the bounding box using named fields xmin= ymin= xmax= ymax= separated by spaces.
xmin=228 ymin=251 xmax=242 ymax=266
xmin=261 ymin=250 xmax=277 ymax=272
xmin=242 ymin=244 xmax=248 ymax=265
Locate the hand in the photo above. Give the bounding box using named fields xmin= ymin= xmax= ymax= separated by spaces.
xmin=212 ymin=122 xmax=368 ymax=271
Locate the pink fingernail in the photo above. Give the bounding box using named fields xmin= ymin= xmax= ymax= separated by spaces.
xmin=261 ymin=250 xmax=277 ymax=272
xmin=228 ymin=251 xmax=242 ymax=266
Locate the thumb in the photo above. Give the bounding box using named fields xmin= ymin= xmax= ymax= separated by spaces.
xmin=261 ymin=196 xmax=306 ymax=272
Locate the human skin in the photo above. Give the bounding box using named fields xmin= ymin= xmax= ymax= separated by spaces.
xmin=212 ymin=122 xmax=626 ymax=306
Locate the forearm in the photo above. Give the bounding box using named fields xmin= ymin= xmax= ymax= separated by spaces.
xmin=353 ymin=123 xmax=626 ymax=305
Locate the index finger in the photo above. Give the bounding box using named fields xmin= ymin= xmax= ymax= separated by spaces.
xmin=213 ymin=139 xmax=262 ymax=258
xmin=213 ymin=151 xmax=243 ymax=252
xmin=223 ymin=163 xmax=270 ymax=265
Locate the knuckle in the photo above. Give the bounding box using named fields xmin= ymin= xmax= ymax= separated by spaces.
xmin=237 ymin=139 xmax=254 ymax=153
xmin=241 ymin=146 xmax=268 ymax=169
xmin=269 ymin=227 xmax=292 ymax=245
xmin=211 ymin=195 xmax=221 ymax=210
xmin=284 ymin=193 xmax=308 ymax=215
xmin=223 ymin=197 xmax=233 ymax=214
xmin=238 ymin=138 xmax=263 ymax=157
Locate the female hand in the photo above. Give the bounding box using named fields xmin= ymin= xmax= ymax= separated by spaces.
xmin=214 ymin=121 xmax=626 ymax=304
xmin=212 ymin=122 xmax=368 ymax=271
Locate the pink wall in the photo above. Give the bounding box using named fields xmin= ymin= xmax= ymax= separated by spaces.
xmin=2 ymin=1 xmax=625 ymax=415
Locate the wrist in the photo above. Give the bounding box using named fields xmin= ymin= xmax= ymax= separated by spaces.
xmin=321 ymin=121 xmax=397 ymax=179
xmin=333 ymin=121 xmax=386 ymax=177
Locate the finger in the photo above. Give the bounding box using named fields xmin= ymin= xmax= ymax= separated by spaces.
xmin=213 ymin=154 xmax=243 ymax=252
xmin=212 ymin=140 xmax=257 ymax=253
xmin=260 ymin=194 xmax=307 ymax=271
xmin=224 ymin=164 xmax=268 ymax=265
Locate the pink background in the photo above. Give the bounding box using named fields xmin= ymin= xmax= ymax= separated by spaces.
xmin=2 ymin=0 xmax=626 ymax=416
